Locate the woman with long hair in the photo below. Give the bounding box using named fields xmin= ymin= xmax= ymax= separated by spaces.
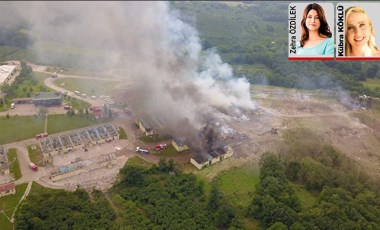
xmin=297 ymin=3 xmax=334 ymax=56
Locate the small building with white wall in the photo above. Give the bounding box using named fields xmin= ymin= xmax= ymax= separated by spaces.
xmin=0 ymin=65 xmax=16 ymax=85
xmin=0 ymin=182 xmax=16 ymax=197
xmin=190 ymin=146 xmax=233 ymax=170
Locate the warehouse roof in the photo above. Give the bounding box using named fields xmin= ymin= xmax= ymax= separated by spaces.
xmin=0 ymin=65 xmax=16 ymax=85
xmin=33 ymin=92 xmax=62 ymax=100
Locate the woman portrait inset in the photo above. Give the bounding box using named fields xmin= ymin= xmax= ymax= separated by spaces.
xmin=345 ymin=6 xmax=380 ymax=56
xmin=297 ymin=3 xmax=334 ymax=56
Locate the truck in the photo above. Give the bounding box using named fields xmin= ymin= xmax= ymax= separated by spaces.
xmin=155 ymin=143 xmax=167 ymax=151
xmin=136 ymin=147 xmax=149 ymax=154
xmin=10 ymin=103 xmax=15 ymax=109
xmin=29 ymin=162 xmax=38 ymax=171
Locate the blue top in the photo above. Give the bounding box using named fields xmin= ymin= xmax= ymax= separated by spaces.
xmin=296 ymin=37 xmax=334 ymax=56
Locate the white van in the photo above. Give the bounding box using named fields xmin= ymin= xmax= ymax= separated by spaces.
xmin=10 ymin=103 xmax=15 ymax=109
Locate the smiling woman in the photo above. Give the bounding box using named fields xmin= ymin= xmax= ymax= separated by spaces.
xmin=345 ymin=6 xmax=380 ymax=57
xmin=296 ymin=3 xmax=334 ymax=56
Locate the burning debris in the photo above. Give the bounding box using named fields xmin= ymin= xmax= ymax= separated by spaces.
xmin=5 ymin=2 xmax=256 ymax=159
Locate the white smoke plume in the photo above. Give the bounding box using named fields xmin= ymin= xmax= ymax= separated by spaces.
xmin=3 ymin=1 xmax=256 ymax=148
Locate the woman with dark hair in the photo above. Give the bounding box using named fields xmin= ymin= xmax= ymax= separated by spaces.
xmin=297 ymin=3 xmax=334 ymax=55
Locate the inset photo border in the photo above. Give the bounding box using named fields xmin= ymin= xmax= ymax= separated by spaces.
xmin=336 ymin=2 xmax=380 ymax=60
xmin=288 ymin=2 xmax=335 ymax=60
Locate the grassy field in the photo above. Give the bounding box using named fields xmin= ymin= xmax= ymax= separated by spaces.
xmin=0 ymin=115 xmax=45 ymax=144
xmin=138 ymin=134 xmax=171 ymax=143
xmin=0 ymin=183 xmax=28 ymax=230
xmin=118 ymin=127 xmax=127 ymax=139
xmin=54 ymin=78 xmax=119 ymax=97
xmin=211 ymin=163 xmax=260 ymax=211
xmin=33 ymin=71 xmax=52 ymax=86
xmin=27 ymin=144 xmax=44 ymax=166
xmin=8 ymin=148 xmax=21 ymax=180
xmin=63 ymin=95 xmax=91 ymax=111
xmin=125 ymin=156 xmax=155 ymax=168
xmin=47 ymin=114 xmax=111 ymax=134
xmin=151 ymin=144 xmax=185 ymax=158
xmin=362 ymin=78 xmax=380 ymax=90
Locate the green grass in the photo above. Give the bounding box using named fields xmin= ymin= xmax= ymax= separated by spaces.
xmin=47 ymin=114 xmax=111 ymax=134
xmin=362 ymin=78 xmax=380 ymax=90
xmin=0 ymin=213 xmax=12 ymax=230
xmin=29 ymin=181 xmax=57 ymax=196
xmin=54 ymin=78 xmax=118 ymax=97
xmin=27 ymin=145 xmax=44 ymax=166
xmin=0 ymin=183 xmax=28 ymax=221
xmin=125 ymin=156 xmax=154 ymax=168
xmin=138 ymin=134 xmax=171 ymax=143
xmin=33 ymin=71 xmax=52 ymax=86
xmin=290 ymin=182 xmax=318 ymax=209
xmin=8 ymin=148 xmax=22 ymax=180
xmin=151 ymin=145 xmax=184 ymax=158
xmin=63 ymin=95 xmax=91 ymax=111
xmin=212 ymin=163 xmax=260 ymax=211
xmin=118 ymin=127 xmax=127 ymax=139
xmin=0 ymin=115 xmax=45 ymax=144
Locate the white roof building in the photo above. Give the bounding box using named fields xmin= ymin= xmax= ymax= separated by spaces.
xmin=0 ymin=65 xmax=16 ymax=85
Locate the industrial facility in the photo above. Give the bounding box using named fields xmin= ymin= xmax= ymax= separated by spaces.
xmin=32 ymin=92 xmax=63 ymax=106
xmin=39 ymin=124 xmax=120 ymax=164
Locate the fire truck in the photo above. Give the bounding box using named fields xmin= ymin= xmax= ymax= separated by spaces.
xmin=155 ymin=143 xmax=167 ymax=151
xmin=29 ymin=162 xmax=38 ymax=171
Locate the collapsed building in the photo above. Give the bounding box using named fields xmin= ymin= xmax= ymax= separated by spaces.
xmin=0 ymin=146 xmax=10 ymax=175
xmin=172 ymin=139 xmax=190 ymax=152
xmin=190 ymin=146 xmax=233 ymax=170
xmin=0 ymin=182 xmax=16 ymax=197
xmin=0 ymin=65 xmax=17 ymax=86
xmin=50 ymin=163 xmax=85 ymax=182
xmin=39 ymin=124 xmax=120 ymax=164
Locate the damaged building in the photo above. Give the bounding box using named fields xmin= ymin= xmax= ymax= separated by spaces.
xmin=33 ymin=92 xmax=63 ymax=106
xmin=190 ymin=146 xmax=233 ymax=170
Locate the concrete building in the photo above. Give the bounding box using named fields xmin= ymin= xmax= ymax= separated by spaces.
xmin=190 ymin=146 xmax=233 ymax=170
xmin=136 ymin=118 xmax=154 ymax=136
xmin=33 ymin=92 xmax=62 ymax=106
xmin=172 ymin=139 xmax=190 ymax=152
xmin=0 ymin=146 xmax=10 ymax=175
xmin=0 ymin=65 xmax=16 ymax=85
xmin=0 ymin=182 xmax=16 ymax=197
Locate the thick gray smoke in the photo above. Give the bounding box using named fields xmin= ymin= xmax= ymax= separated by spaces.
xmin=3 ymin=1 xmax=256 ymax=149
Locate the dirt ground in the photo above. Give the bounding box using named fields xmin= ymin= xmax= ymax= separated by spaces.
xmin=218 ymin=87 xmax=380 ymax=181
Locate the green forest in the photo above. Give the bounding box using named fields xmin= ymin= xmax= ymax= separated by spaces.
xmin=15 ymin=145 xmax=380 ymax=230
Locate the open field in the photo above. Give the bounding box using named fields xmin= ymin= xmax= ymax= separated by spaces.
xmin=212 ymin=163 xmax=260 ymax=211
xmin=47 ymin=114 xmax=110 ymax=135
xmin=0 ymin=116 xmax=45 ymax=144
xmin=54 ymin=78 xmax=119 ymax=97
xmin=0 ymin=183 xmax=28 ymax=230
xmin=27 ymin=144 xmax=44 ymax=166
xmin=362 ymin=78 xmax=380 ymax=90
xmin=8 ymin=148 xmax=21 ymax=180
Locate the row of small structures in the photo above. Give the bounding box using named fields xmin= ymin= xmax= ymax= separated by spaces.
xmin=40 ymin=124 xmax=120 ymax=164
xmin=0 ymin=146 xmax=16 ymax=197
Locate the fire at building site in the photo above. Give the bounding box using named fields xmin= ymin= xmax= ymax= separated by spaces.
xmin=2 ymin=2 xmax=258 ymax=165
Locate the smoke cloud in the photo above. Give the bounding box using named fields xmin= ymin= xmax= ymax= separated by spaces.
xmin=3 ymin=1 xmax=256 ymax=150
